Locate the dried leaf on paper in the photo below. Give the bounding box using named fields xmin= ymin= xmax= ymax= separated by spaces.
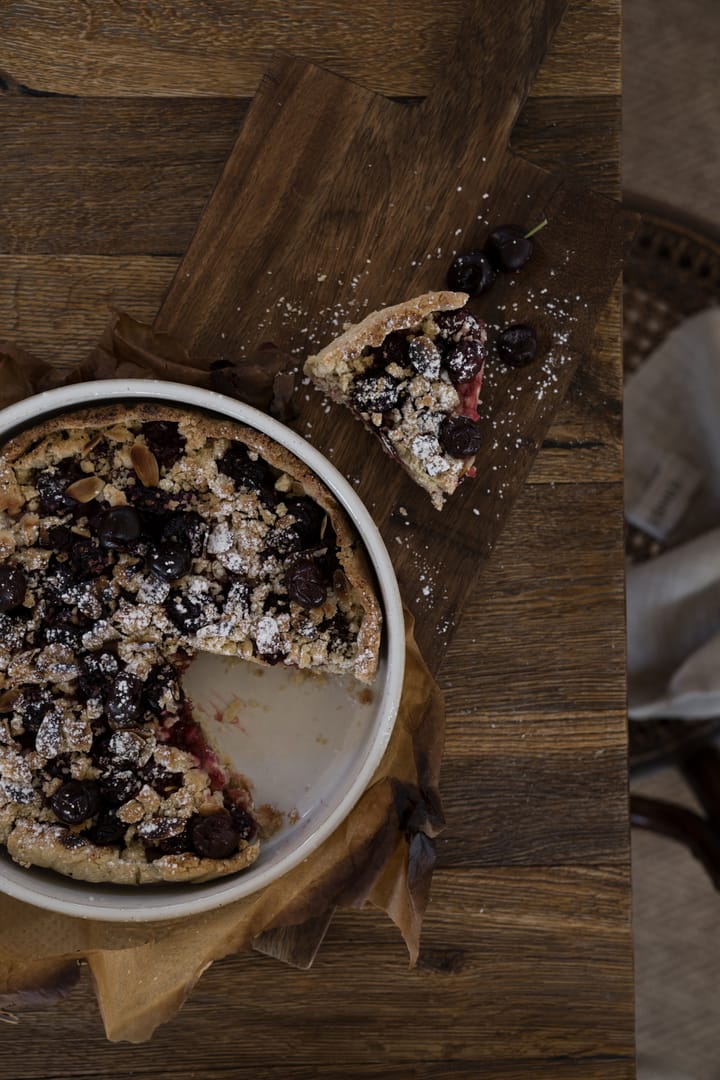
xmin=0 ymin=343 xmax=60 ymax=410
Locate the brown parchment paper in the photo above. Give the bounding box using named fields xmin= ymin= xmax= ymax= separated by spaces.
xmin=0 ymin=317 xmax=446 ymax=1042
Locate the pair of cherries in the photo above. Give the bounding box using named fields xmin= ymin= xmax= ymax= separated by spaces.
xmin=448 ymin=223 xmax=545 ymax=368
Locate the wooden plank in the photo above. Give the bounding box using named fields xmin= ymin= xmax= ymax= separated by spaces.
xmin=0 ymin=255 xmax=173 ymax=363
xmin=0 ymin=257 xmax=622 ymax=484
xmin=439 ymin=715 xmax=628 ymax=865
xmin=0 ymin=1067 xmax=635 ymax=1080
xmin=512 ymin=95 xmax=620 ymax=191
xmin=0 ymin=0 xmax=619 ymax=99
xmin=0 ymin=98 xmax=245 ymax=256
xmin=441 ymin=480 xmax=626 ymax=714
xmin=3 ymin=867 xmax=633 ymax=1074
xmin=0 ymin=94 xmax=619 ymax=257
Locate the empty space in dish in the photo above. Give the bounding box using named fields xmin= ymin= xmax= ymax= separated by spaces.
xmin=184 ymin=649 xmax=384 ymax=858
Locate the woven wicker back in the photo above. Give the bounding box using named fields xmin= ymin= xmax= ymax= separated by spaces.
xmin=624 ymin=198 xmax=720 ymax=768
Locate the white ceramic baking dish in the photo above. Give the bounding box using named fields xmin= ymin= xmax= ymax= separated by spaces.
xmin=0 ymin=380 xmax=404 ymax=921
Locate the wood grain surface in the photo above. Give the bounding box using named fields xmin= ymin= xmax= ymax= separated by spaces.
xmin=150 ymin=2 xmax=629 ymax=664
xmin=0 ymin=0 xmax=634 ymax=1077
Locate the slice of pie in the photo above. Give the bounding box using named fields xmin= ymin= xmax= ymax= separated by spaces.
xmin=0 ymin=403 xmax=381 ymax=885
xmin=304 ymin=291 xmax=486 ymax=508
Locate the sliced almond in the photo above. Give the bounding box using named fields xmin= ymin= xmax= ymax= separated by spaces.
xmin=65 ymin=475 xmax=104 ymax=503
xmin=131 ymin=443 xmax=160 ymax=488
xmin=82 ymin=434 xmax=104 ymax=456
xmin=0 ymin=688 xmax=21 ymax=713
xmin=333 ymin=569 xmax=351 ymax=602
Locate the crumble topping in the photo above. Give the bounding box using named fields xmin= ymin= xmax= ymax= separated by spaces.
xmin=0 ymin=403 xmax=381 ymax=885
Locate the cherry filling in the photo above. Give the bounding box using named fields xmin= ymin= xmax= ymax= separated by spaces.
xmin=167 ymin=702 xmax=232 ymax=795
xmin=456 ymin=365 xmax=484 ymax=422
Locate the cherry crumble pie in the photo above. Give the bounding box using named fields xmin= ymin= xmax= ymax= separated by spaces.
xmin=0 ymin=403 xmax=381 ymax=885
xmin=304 ymin=291 xmax=485 ymax=508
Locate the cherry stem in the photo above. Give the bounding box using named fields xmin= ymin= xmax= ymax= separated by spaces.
xmin=524 ymin=219 xmax=548 ymax=240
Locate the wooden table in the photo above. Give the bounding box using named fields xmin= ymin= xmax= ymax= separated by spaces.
xmin=0 ymin=1 xmax=634 ymax=1076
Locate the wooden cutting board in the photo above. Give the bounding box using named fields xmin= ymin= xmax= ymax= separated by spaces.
xmin=154 ymin=0 xmax=633 ymax=672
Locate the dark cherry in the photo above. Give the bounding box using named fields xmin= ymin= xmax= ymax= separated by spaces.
xmin=141 ymin=421 xmax=187 ymax=468
xmin=0 ymin=565 xmax=27 ymax=612
xmin=161 ymin=511 xmax=206 ymax=557
xmin=217 ymin=444 xmax=269 ymax=492
xmin=164 ymin=591 xmax=207 ymax=634
xmin=266 ymin=496 xmax=323 ymax=556
xmin=443 ymin=338 xmax=486 ymax=385
xmin=285 ymin=557 xmax=327 ymax=609
xmin=378 ymin=331 xmax=409 ymax=368
xmin=61 ymin=833 xmax=89 ymax=850
xmin=49 ymin=780 xmax=100 ymax=825
xmin=145 ymin=828 xmax=191 ymax=859
xmin=140 ymin=761 xmax=183 ymax=797
xmin=351 ymin=371 xmax=402 ymax=414
xmin=438 ymin=415 xmax=483 ymax=458
xmin=142 ymin=664 xmax=182 ymax=714
xmin=36 ymin=609 xmax=85 ymax=648
xmin=36 ymin=459 xmax=84 ymax=514
xmin=447 ymin=250 xmax=497 ymax=295
xmin=41 ymin=524 xmax=74 ymax=551
xmin=18 ymin=686 xmax=54 ymax=733
xmin=262 ymin=591 xmax=289 ymax=616
xmin=229 ymin=806 xmax=257 ymax=842
xmin=284 ymin=498 xmax=325 ymax=546
xmin=89 ymin=734 xmax=113 ymax=772
xmin=0 ymin=612 xmax=25 ymax=651
xmin=77 ymin=650 xmax=118 ymax=703
xmin=263 ymin=522 xmax=304 ymax=557
xmin=496 ymin=323 xmax=538 ymax=367
xmin=69 ymin=538 xmax=112 ymax=577
xmin=486 ymin=224 xmax=533 ymax=272
xmin=99 ymin=769 xmax=143 ymax=807
xmin=105 ymin=671 xmax=144 ymax=727
xmin=408 ymin=335 xmax=441 ymax=379
xmin=97 ymin=506 xmax=142 ymax=550
xmin=87 ymin=811 xmax=126 ymax=847
xmin=126 ymin=486 xmax=174 ymax=530
xmin=190 ymin=812 xmax=240 ymax=859
xmin=45 ymin=560 xmax=78 ymax=603
xmin=324 ymin=610 xmax=352 ymax=652
xmin=433 ymin=308 xmax=483 ymax=341
xmin=149 ymin=541 xmax=192 ymax=583
xmin=44 ymin=754 xmax=74 ymax=781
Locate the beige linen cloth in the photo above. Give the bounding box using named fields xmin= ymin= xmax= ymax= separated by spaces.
xmin=626 ymin=307 xmax=720 ymax=719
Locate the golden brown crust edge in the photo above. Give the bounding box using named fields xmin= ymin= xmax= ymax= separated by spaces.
xmin=6 ymin=819 xmax=259 ymax=885
xmin=304 ymin=291 xmax=468 ymax=375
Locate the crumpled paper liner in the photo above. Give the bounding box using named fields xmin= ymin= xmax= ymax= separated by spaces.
xmin=0 ymin=317 xmax=446 ymax=1042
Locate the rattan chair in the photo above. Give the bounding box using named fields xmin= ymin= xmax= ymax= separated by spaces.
xmin=624 ymin=196 xmax=720 ymax=887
